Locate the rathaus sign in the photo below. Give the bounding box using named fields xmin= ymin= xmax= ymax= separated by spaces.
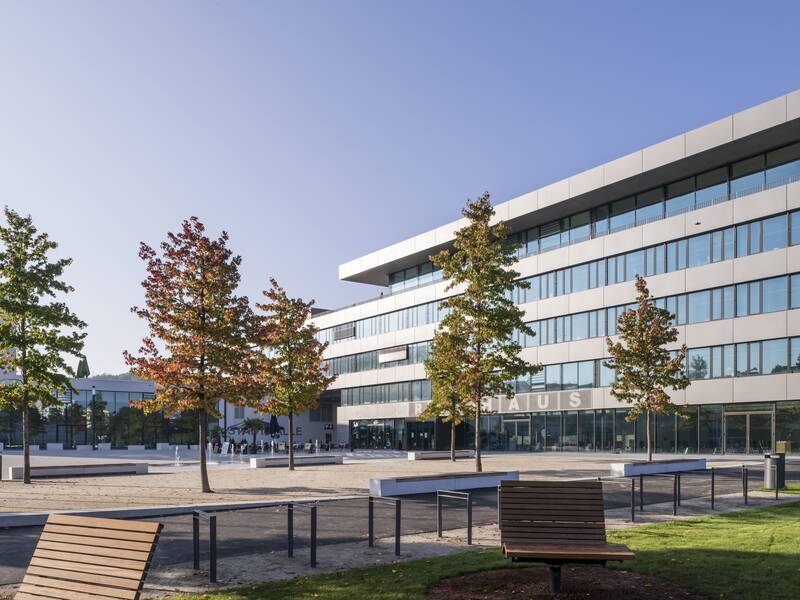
xmin=408 ymin=389 xmax=593 ymax=418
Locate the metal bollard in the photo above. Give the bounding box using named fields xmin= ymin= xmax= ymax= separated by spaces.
xmin=677 ymin=473 xmax=682 ymax=506
xmin=368 ymin=497 xmax=374 ymax=547
xmin=310 ymin=505 xmax=317 ymax=568
xmin=395 ymin=499 xmax=401 ymax=557
xmin=630 ymin=477 xmax=635 ymax=522
xmin=287 ymin=503 xmax=294 ymax=557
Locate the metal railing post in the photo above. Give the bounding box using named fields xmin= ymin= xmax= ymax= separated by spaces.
xmin=395 ymin=499 xmax=401 ymax=557
xmin=710 ymin=468 xmax=715 ymax=510
xmin=639 ymin=474 xmax=644 ymax=512
xmin=672 ymin=474 xmax=678 ymax=516
xmin=437 ymin=492 xmax=443 ymax=537
xmin=743 ymin=465 xmax=748 ymax=505
xmin=773 ymin=465 xmax=779 ymax=500
xmin=287 ymin=503 xmax=294 ymax=557
xmin=209 ymin=514 xmax=217 ymax=584
xmin=677 ymin=473 xmax=682 ymax=506
xmin=310 ymin=505 xmax=317 ymax=568
xmin=497 ymin=485 xmax=502 ymax=525
xmin=467 ymin=493 xmax=473 ymax=546
xmin=368 ymin=496 xmax=374 ymax=547
xmin=630 ymin=477 xmax=635 ymax=522
xmin=192 ymin=512 xmax=200 ymax=570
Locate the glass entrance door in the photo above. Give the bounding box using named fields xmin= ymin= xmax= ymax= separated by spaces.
xmin=725 ymin=413 xmax=773 ymax=454
xmin=725 ymin=415 xmax=747 ymax=453
xmin=503 ymin=419 xmax=530 ymax=451
xmin=749 ymin=414 xmax=773 ymax=454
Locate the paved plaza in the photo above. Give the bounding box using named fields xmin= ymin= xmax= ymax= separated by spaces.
xmin=0 ymin=450 xmax=777 ymax=513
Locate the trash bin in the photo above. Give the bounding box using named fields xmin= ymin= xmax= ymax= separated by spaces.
xmin=764 ymin=453 xmax=786 ymax=489
xmin=776 ymin=440 xmax=793 ymax=454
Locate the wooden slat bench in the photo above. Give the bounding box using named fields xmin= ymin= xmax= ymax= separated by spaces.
xmin=16 ymin=514 xmax=163 ymax=600
xmin=499 ymin=479 xmax=634 ymax=593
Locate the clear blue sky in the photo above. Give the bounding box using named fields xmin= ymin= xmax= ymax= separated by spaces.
xmin=1 ymin=1 xmax=798 ymax=374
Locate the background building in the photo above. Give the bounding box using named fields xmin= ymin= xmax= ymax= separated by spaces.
xmin=311 ymin=90 xmax=800 ymax=455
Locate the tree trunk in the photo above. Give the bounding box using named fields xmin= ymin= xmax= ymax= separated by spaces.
xmin=288 ymin=412 xmax=294 ymax=471
xmin=646 ymin=410 xmax=652 ymax=463
xmin=252 ymin=431 xmax=257 ymax=451
xmin=450 ymin=420 xmax=456 ymax=462
xmin=198 ymin=408 xmax=212 ymax=493
xmin=22 ymin=394 xmax=30 ymax=485
xmin=474 ymin=398 xmax=482 ymax=473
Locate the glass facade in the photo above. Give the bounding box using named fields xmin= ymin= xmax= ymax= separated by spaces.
xmin=350 ymin=401 xmax=798 ymax=454
xmin=0 ymin=384 xmax=206 ymax=448
xmin=320 ymin=208 xmax=800 ymax=346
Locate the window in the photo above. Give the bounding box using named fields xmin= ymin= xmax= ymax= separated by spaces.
xmin=763 ymin=276 xmax=788 ymax=313
xmin=695 ymin=167 xmax=727 ymax=206
xmin=570 ymin=211 xmax=591 ymax=243
xmin=234 ymin=406 xmax=245 ymax=419
xmin=578 ymin=361 xmax=594 ymax=388
xmin=687 ymin=348 xmax=710 ymax=380
xmin=572 ymin=312 xmax=589 ymax=340
xmin=730 ymin=155 xmax=765 ymax=197
xmin=688 ymin=234 xmax=711 ymax=268
xmin=545 ymin=365 xmax=561 ymax=391
xmin=626 ymin=250 xmax=645 ymax=279
xmin=666 ymin=177 xmax=695 ymax=216
xmin=763 ymin=214 xmax=788 ymax=252
xmin=636 ymin=189 xmax=663 ymax=224
xmin=610 ymin=197 xmax=635 ymax=232
xmin=572 ymin=263 xmax=589 ymax=292
xmin=766 ymin=143 xmax=800 ymax=186
xmin=688 ymin=290 xmax=711 ymax=324
xmin=762 ymin=338 xmax=788 ymax=375
xmin=736 ymin=283 xmax=748 ymax=317
xmin=792 ymin=274 xmax=800 ymax=309
xmin=562 ymin=363 xmax=578 ymax=390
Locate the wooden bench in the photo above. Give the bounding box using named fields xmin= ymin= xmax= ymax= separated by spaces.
xmin=499 ymin=479 xmax=634 ymax=593
xmin=16 ymin=514 xmax=163 ymax=600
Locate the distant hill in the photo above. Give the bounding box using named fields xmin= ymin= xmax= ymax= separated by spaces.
xmin=87 ymin=372 xmax=149 ymax=382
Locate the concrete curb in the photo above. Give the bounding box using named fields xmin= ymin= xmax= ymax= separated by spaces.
xmin=0 ymin=494 xmax=368 ymax=528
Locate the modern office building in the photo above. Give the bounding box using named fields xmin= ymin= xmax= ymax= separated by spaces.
xmin=311 ymin=90 xmax=800 ymax=455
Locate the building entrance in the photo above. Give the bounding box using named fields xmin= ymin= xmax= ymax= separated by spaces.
xmin=725 ymin=412 xmax=773 ymax=454
xmin=406 ymin=421 xmax=434 ymax=450
xmin=503 ymin=419 xmax=530 ymax=451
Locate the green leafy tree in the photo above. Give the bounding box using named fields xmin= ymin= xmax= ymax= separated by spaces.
xmin=124 ymin=217 xmax=254 ymax=492
xmin=429 ymin=193 xmax=539 ymax=472
xmin=605 ymin=276 xmax=690 ymax=462
xmin=238 ymin=417 xmax=268 ymax=449
xmin=252 ymin=279 xmax=336 ymax=470
xmin=76 ymin=357 xmax=90 ymax=378
xmin=0 ymin=208 xmax=86 ymax=483
xmin=421 ymin=329 xmax=471 ymax=461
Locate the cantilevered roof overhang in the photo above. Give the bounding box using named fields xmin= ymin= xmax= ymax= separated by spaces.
xmin=339 ymin=91 xmax=800 ymax=287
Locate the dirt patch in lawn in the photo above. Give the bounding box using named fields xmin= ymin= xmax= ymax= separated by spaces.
xmin=427 ymin=566 xmax=704 ymax=599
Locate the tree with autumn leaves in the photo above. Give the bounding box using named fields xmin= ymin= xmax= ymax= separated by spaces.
xmin=605 ymin=276 xmax=690 ymax=462
xmin=427 ymin=193 xmax=540 ymax=472
xmin=125 ymin=218 xmax=254 ymax=493
xmin=251 ymin=279 xmax=335 ymax=471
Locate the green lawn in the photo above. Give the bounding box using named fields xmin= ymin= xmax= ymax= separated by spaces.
xmin=169 ymin=503 xmax=800 ymax=600
xmin=756 ymin=482 xmax=800 ymax=494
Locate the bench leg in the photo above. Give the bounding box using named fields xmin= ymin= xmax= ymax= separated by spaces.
xmin=548 ymin=566 xmax=561 ymax=594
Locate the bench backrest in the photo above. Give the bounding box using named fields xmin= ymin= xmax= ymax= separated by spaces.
xmin=16 ymin=514 xmax=163 ymax=600
xmin=499 ymin=479 xmax=607 ymax=547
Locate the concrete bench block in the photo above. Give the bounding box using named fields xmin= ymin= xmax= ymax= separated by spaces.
xmin=610 ymin=458 xmax=707 ymax=477
xmin=250 ymin=455 xmax=343 ymax=468
xmin=8 ymin=462 xmax=148 ymax=480
xmin=407 ymin=450 xmax=475 ymax=460
xmin=370 ymin=470 xmax=519 ymax=496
